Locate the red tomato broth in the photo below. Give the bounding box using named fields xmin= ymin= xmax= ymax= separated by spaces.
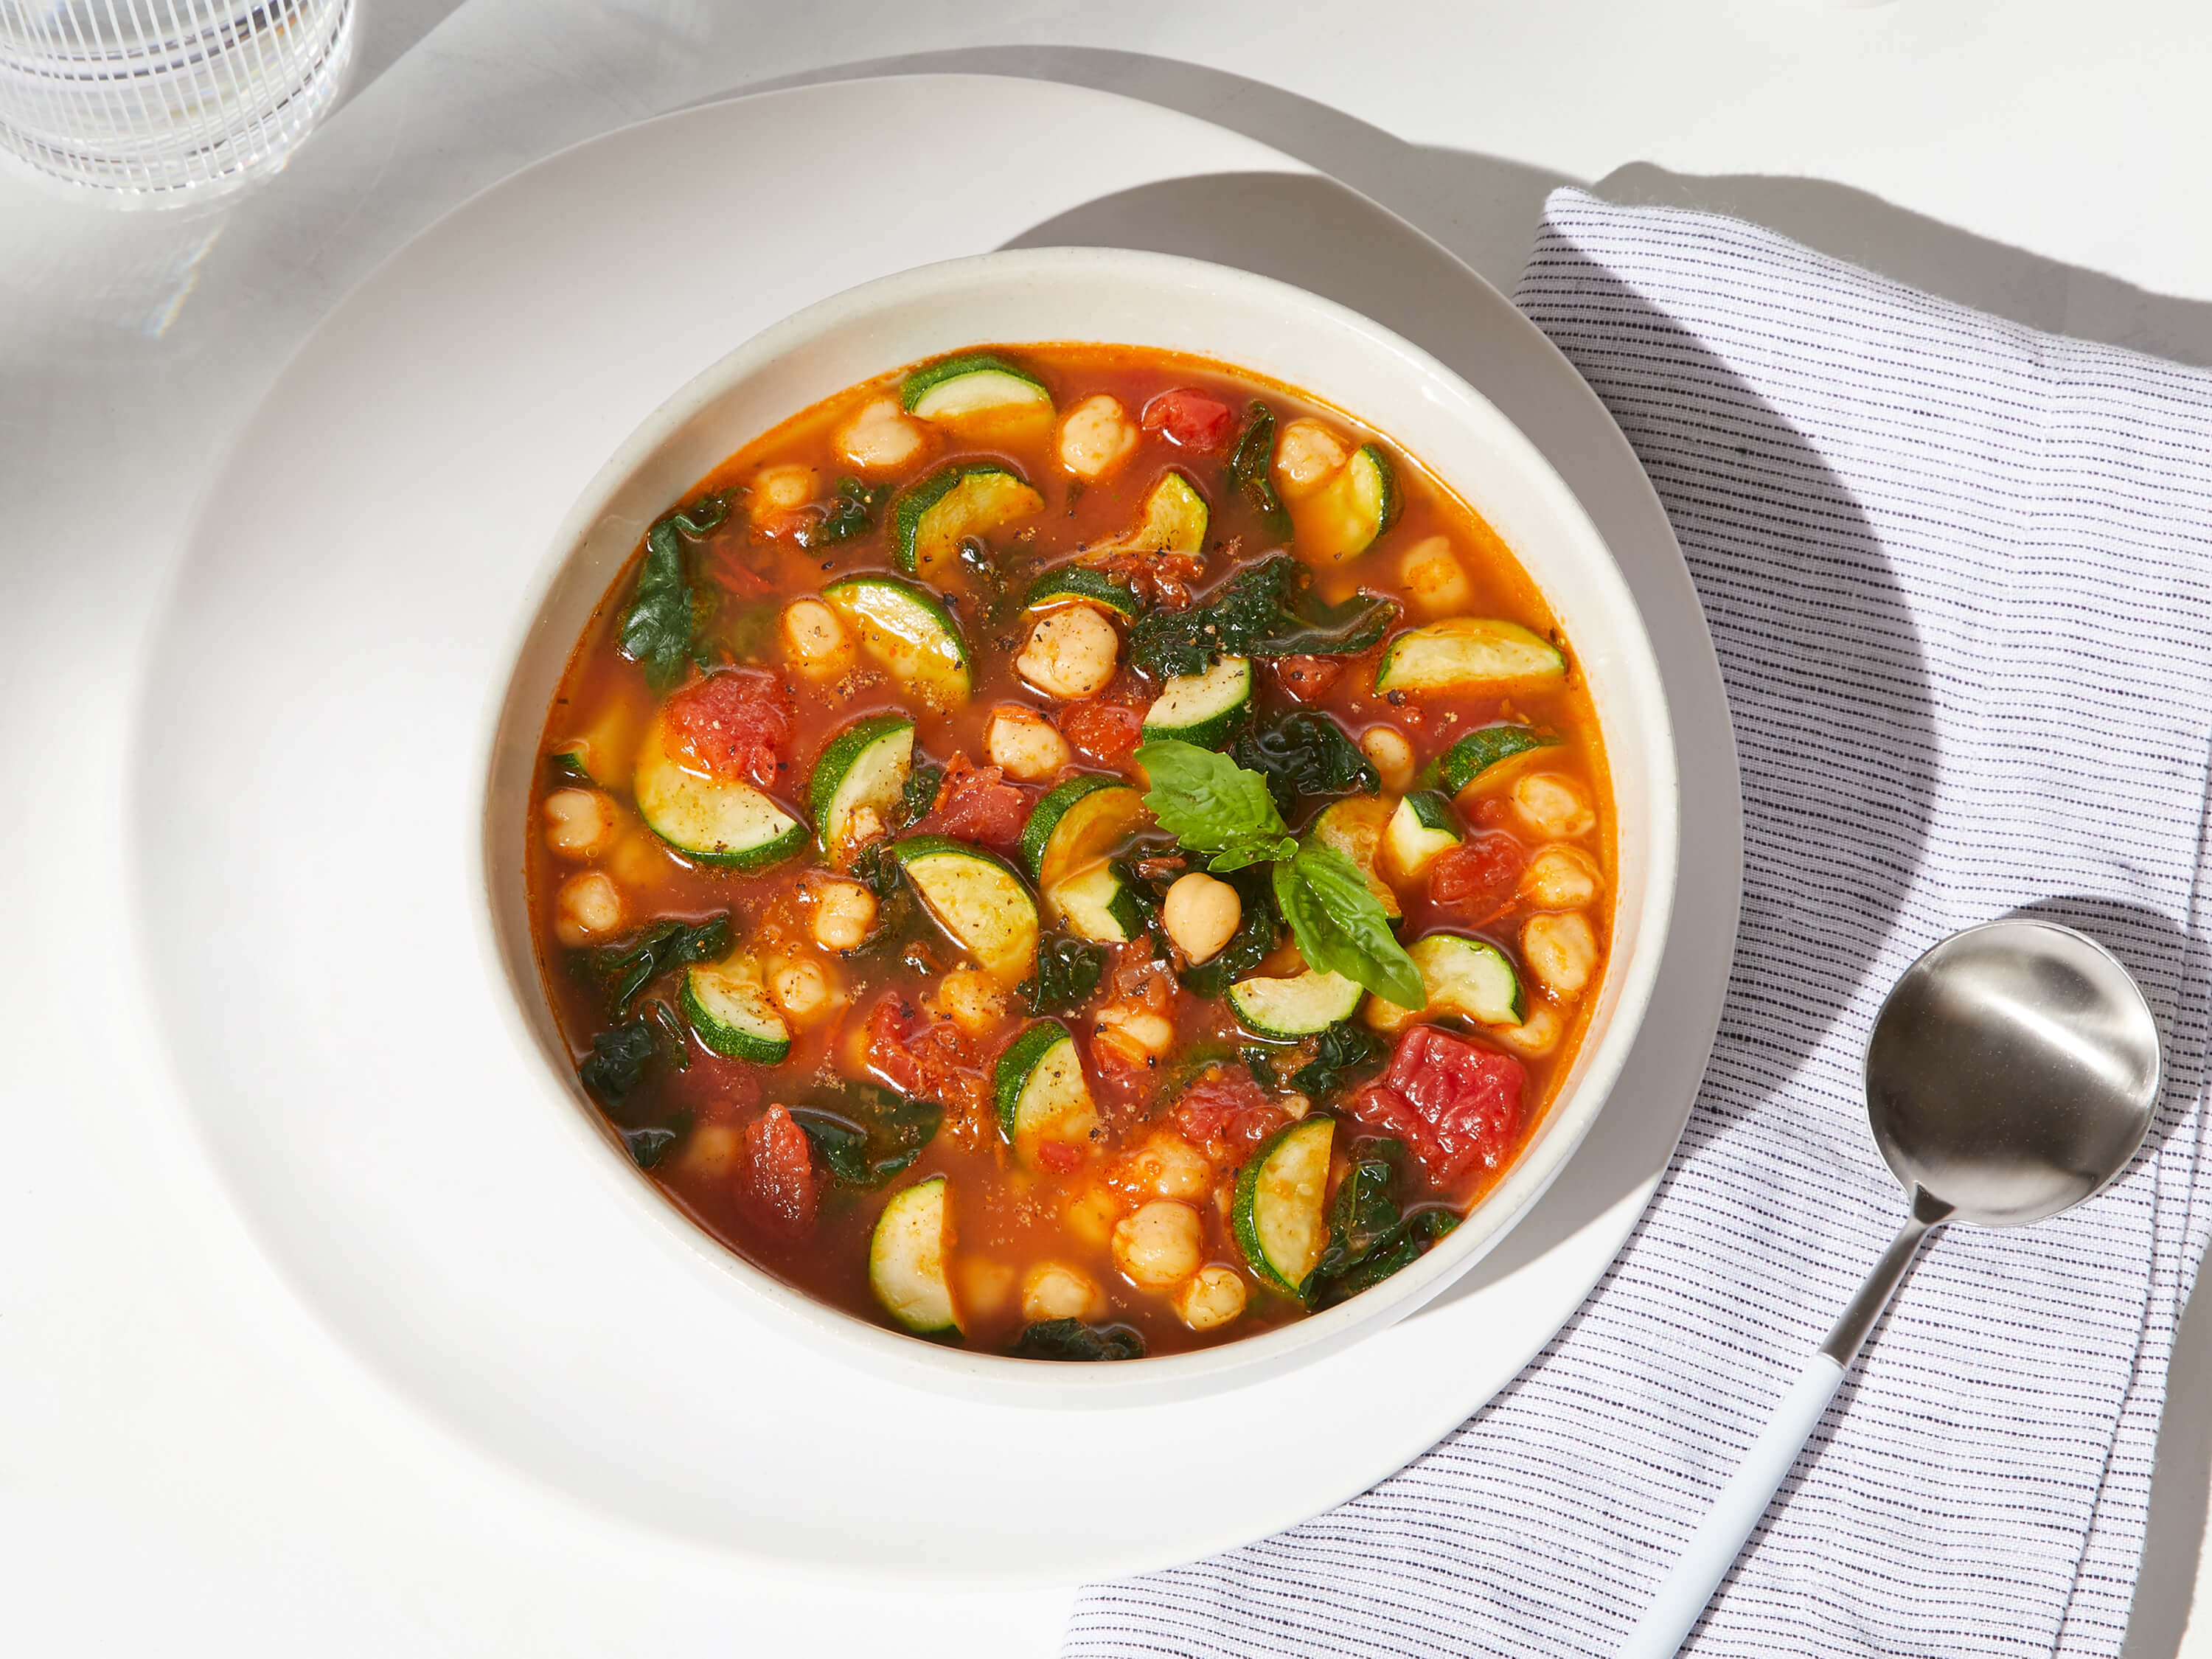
xmin=526 ymin=342 xmax=1614 ymax=1360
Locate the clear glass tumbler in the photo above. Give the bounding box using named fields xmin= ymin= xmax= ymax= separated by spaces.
xmin=0 ymin=0 xmax=355 ymax=199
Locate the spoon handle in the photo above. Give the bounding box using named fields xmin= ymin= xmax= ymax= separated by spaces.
xmin=1615 ymin=1354 xmax=1845 ymax=1659
xmin=1618 ymin=1196 xmax=1950 ymax=1658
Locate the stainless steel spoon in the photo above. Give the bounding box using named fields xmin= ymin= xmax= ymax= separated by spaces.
xmin=1621 ymin=917 xmax=2164 ymax=1658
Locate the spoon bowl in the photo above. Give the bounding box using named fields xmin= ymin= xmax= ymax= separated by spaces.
xmin=1865 ymin=919 xmax=2163 ymax=1228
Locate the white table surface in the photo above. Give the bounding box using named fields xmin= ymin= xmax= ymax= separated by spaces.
xmin=5 ymin=4 xmax=2211 ymax=1655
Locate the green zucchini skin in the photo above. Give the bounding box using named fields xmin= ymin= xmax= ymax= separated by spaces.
xmin=807 ymin=712 xmax=915 ymax=863
xmin=1439 ymin=723 xmax=1563 ymax=792
xmin=1026 ymin=565 xmax=1141 ymax=619
xmin=1233 ymin=1116 xmax=1335 ymax=1294
xmin=890 ymin=462 xmax=1045 ymax=580
xmin=900 ymin=352 xmax=1052 ymax=419
xmin=1141 ymin=655 xmax=1253 ymax=750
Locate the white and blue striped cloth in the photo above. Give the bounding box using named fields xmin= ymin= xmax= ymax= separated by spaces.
xmin=1065 ymin=190 xmax=2212 ymax=1657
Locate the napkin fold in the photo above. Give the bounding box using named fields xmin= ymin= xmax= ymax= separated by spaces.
xmin=1065 ymin=189 xmax=2212 ymax=1658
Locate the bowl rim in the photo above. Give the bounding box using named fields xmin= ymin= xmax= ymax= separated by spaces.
xmin=472 ymin=244 xmax=1680 ymax=1405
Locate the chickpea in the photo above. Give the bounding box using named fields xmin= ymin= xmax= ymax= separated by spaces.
xmin=1113 ymin=1200 xmax=1204 ymax=1290
xmin=1022 ymin=1261 xmax=1105 ymax=1322
xmin=808 ymin=877 xmax=877 ymax=950
xmin=1399 ymin=535 xmax=1473 ymax=617
xmin=1492 ymin=1001 xmax=1564 ymax=1058
xmin=936 ymin=968 xmax=1006 ymax=1039
xmin=1360 ymin=726 xmax=1416 ymax=795
xmin=1513 ymin=772 xmax=1596 ymax=839
xmin=1064 ymin=1183 xmax=1125 ymax=1248
xmin=834 ymin=396 xmax=928 ymax=475
xmin=1016 ymin=605 xmax=1120 ymax=699
xmin=1057 ymin=393 xmax=1139 ymax=481
xmin=985 ymin=704 xmax=1071 ymax=781
xmin=1174 ymin=1265 xmax=1249 ymax=1332
xmin=1162 ymin=872 xmax=1242 ymax=965
xmin=1520 ymin=844 xmax=1602 ymax=910
xmin=1117 ymin=1132 xmax=1214 ymax=1202
xmin=608 ymin=826 xmax=669 ymax=888
xmin=554 ymin=871 xmax=626 ymax=946
xmin=782 ymin=598 xmax=853 ymax=678
xmin=959 ymin=1257 xmax=1016 ymax=1321
xmin=681 ymin=1123 xmax=741 ymax=1180
xmin=749 ymin=462 xmax=816 ymax=525
xmin=843 ymin=804 xmax=886 ymax=853
xmin=1522 ymin=911 xmax=1601 ymax=1001
xmin=1094 ymin=1003 xmax=1176 ymax=1065
xmin=1273 ymin=418 xmax=1349 ymax=497
xmin=768 ymin=957 xmax=838 ymax=1023
xmin=542 ymin=787 xmax=616 ymax=861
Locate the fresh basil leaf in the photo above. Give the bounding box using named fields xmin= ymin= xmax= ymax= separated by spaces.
xmin=1291 ymin=1021 xmax=1386 ymax=1102
xmin=1127 ymin=554 xmax=1396 ymax=679
xmin=1231 ymin=710 xmax=1379 ymax=814
xmin=796 ymin=476 xmax=889 ymax=549
xmin=617 ymin=493 xmax=729 ymax=692
xmin=1225 ymin=402 xmax=1290 ymax=538
xmin=1020 ymin=933 xmax=1107 ymax=1015
xmin=1273 ymin=842 xmax=1423 ymax=1006
xmin=588 ymin=914 xmax=734 ymax=1018
xmin=788 ymin=1085 xmax=942 ymax=1189
xmin=1009 ymin=1318 xmax=1147 ymax=1362
xmin=1135 ymin=740 xmax=1298 ymax=870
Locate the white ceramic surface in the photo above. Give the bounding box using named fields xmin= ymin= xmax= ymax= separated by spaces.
xmin=128 ymin=76 xmax=1739 ymax=1582
xmin=483 ymin=246 xmax=1679 ymax=1405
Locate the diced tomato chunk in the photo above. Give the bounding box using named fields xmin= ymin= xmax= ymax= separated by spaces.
xmin=664 ymin=669 xmax=795 ymax=789
xmin=1060 ymin=698 xmax=1144 ymax=766
xmin=1036 ymin=1140 xmax=1086 ymax=1175
xmin=1350 ymin=1026 xmax=1525 ymax=1185
xmin=1429 ymin=832 xmax=1526 ymax=919
xmin=1172 ymin=1063 xmax=1286 ymax=1160
xmin=1273 ymin=655 xmax=1345 ymax=703
xmin=864 ymin=993 xmax=992 ymax=1147
xmin=1140 ymin=388 xmax=1237 ymax=451
xmin=917 ymin=753 xmax=1035 ymax=856
xmin=740 ymin=1105 xmax=818 ymax=1236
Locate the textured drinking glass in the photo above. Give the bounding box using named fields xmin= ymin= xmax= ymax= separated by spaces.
xmin=0 ymin=0 xmax=354 ymax=198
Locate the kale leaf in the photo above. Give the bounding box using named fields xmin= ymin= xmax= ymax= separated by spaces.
xmin=616 ymin=493 xmax=729 ymax=692
xmin=1009 ymin=1318 xmax=1148 ymax=1362
xmin=1128 ymin=554 xmax=1396 ymax=679
xmin=577 ymin=1020 xmax=658 ymax=1115
xmin=796 ymin=476 xmax=889 ymax=549
xmin=1226 ymin=402 xmax=1291 ymax=538
xmin=1301 ymin=1138 xmax=1461 ymax=1308
xmin=901 ymin=761 xmax=945 ymax=827
xmin=1231 ymin=710 xmax=1380 ymax=815
xmin=1243 ymin=1045 xmax=1283 ymax=1091
xmin=620 ymin=1124 xmax=684 ymax=1169
xmin=1020 ymin=933 xmax=1107 ymax=1015
xmin=588 ymin=914 xmax=734 ymax=1018
xmin=1176 ymin=863 xmax=1282 ymax=998
xmin=788 ymin=1084 xmax=942 ymax=1189
xmin=1291 ymin=1021 xmax=1386 ymax=1102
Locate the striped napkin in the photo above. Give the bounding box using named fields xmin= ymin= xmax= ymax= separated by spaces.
xmin=1064 ymin=189 xmax=2212 ymax=1657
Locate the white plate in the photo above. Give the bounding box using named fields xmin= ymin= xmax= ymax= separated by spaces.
xmin=131 ymin=74 xmax=1739 ymax=1585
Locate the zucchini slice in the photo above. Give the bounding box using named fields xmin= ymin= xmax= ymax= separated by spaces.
xmin=1375 ymin=619 xmax=1566 ymax=695
xmin=1293 ymin=443 xmax=1400 ymax=561
xmin=1020 ymin=775 xmax=1147 ymax=884
xmin=1383 ymin=789 xmax=1463 ymax=883
xmin=1226 ymin=970 xmax=1365 ymax=1039
xmin=891 ymin=835 xmax=1041 ymax=981
xmin=632 ymin=717 xmax=807 ymax=871
xmin=1233 ymin=1117 xmax=1335 ymax=1294
xmin=891 ymin=462 xmax=1045 ymax=580
xmin=1141 ymin=655 xmax=1253 ymax=750
xmin=1048 ymin=861 xmax=1147 ymax=946
xmin=993 ymin=1018 xmax=1101 ymax=1164
xmin=680 ymin=965 xmax=793 ymax=1063
xmin=1366 ymin=933 xmax=1526 ymax=1032
xmin=1309 ymin=796 xmax=1400 ymax=918
xmin=901 ymin=352 xmax=1053 ymax=424
xmin=1439 ymin=723 xmax=1563 ymax=792
xmin=1091 ymin=470 xmax=1209 ymax=557
xmin=869 ymin=1176 xmax=960 ymax=1335
xmin=807 ymin=712 xmax=914 ymax=866
xmin=818 ymin=574 xmax=971 ymax=707
xmin=1026 ymin=565 xmax=1141 ymax=620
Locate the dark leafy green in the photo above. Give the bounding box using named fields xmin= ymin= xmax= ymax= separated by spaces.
xmin=546 ymin=749 xmax=594 ymax=787
xmin=588 ymin=914 xmax=734 ymax=1018
xmin=1271 ymin=841 xmax=1422 ymax=1006
xmin=1243 ymin=1046 xmax=1283 ymax=1091
xmin=901 ymin=761 xmax=945 ymax=827
xmin=1231 ymin=710 xmax=1379 ymax=815
xmin=1134 ymin=739 xmax=1298 ymax=872
xmin=1301 ymin=1138 xmax=1460 ymax=1308
xmin=1020 ymin=934 xmax=1107 ymax=1015
xmin=796 ymin=476 xmax=889 ymax=549
xmin=620 ymin=1124 xmax=683 ymax=1169
xmin=1009 ymin=1318 xmax=1147 ymax=1362
xmin=788 ymin=1085 xmax=942 ymax=1189
xmin=1292 ymin=1022 xmax=1386 ymax=1100
xmin=1128 ymin=554 xmax=1396 ymax=679
xmin=1226 ymin=402 xmax=1290 ymax=538
xmin=1178 ymin=863 xmax=1281 ymax=997
xmin=577 ymin=1020 xmax=658 ymax=1115
xmin=616 ymin=493 xmax=729 ymax=692
xmin=1315 ymin=1211 xmax=1458 ymax=1307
